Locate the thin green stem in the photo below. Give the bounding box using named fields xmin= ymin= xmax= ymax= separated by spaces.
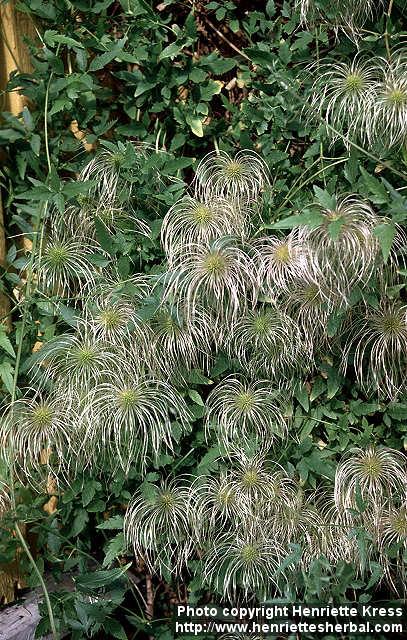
xmin=324 ymin=122 xmax=407 ymax=182
xmin=384 ymin=0 xmax=395 ymax=61
xmin=14 ymin=523 xmax=59 ymax=638
xmin=277 ymin=158 xmax=346 ymax=211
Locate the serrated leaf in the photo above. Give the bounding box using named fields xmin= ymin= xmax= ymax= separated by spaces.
xmin=0 ymin=327 xmax=15 ymax=358
xmin=313 ymin=185 xmax=336 ymax=210
xmin=75 ymin=563 xmax=131 ymax=591
xmin=360 ymin=167 xmax=388 ymax=204
xmin=244 ymin=47 xmax=275 ymax=66
xmin=374 ymin=222 xmax=396 ymax=262
xmin=0 ymin=361 xmax=14 ymax=394
xmin=103 ymin=532 xmax=125 ymax=567
xmin=159 ymin=42 xmax=183 ymax=60
xmin=97 ymin=515 xmax=125 ymax=530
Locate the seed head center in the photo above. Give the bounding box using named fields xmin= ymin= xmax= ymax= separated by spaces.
xmin=274 ymin=243 xmax=291 ymax=264
xmin=192 ymin=205 xmax=213 ymax=226
xmin=118 ymin=388 xmax=140 ymax=409
xmin=360 ymin=454 xmax=382 ymax=480
xmin=203 ymin=252 xmax=227 ymax=276
xmin=32 ymin=405 xmax=53 ymax=428
xmin=47 ymin=244 xmax=69 ymax=267
xmin=344 ymin=73 xmax=364 ymax=93
xmin=392 ymin=508 xmax=407 ymax=537
xmin=240 ymin=543 xmax=259 ymax=564
xmin=224 ymin=161 xmax=243 ymax=180
xmin=99 ymin=307 xmax=123 ymax=329
xmin=235 ymin=391 xmax=256 ymax=413
xmin=386 ymin=88 xmax=407 ymax=107
xmin=242 ymin=468 xmax=259 ymax=487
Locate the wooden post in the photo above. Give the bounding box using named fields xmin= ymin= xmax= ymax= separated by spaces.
xmin=0 ymin=1 xmax=37 ymax=604
xmin=0 ymin=2 xmax=36 ymax=327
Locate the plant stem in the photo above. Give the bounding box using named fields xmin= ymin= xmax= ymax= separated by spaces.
xmin=14 ymin=522 xmax=59 ymax=638
xmin=384 ymin=0 xmax=394 ymax=61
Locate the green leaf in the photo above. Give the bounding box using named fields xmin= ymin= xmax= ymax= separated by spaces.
xmin=313 ymin=186 xmax=336 ymax=210
xmin=103 ymin=618 xmax=128 ymax=640
xmin=159 ymin=42 xmax=183 ymax=60
xmin=89 ymin=40 xmax=126 ymax=71
xmin=186 ymin=115 xmax=204 ymax=137
xmin=97 ymin=515 xmax=125 ymax=530
xmin=0 ymin=361 xmax=14 ymax=394
xmin=103 ymin=532 xmax=125 ymax=567
xmin=75 ymin=563 xmax=131 ymax=592
xmin=82 ymin=482 xmax=96 ymax=507
xmin=0 ymin=327 xmax=15 ymax=358
xmin=374 ymin=222 xmax=396 ymax=262
xmin=188 ymin=389 xmax=205 ymax=406
xmin=94 ymin=217 xmax=114 ymax=255
xmin=360 ymin=167 xmax=388 ymax=204
xmin=44 ymin=30 xmax=84 ymax=49
xmin=244 ymin=47 xmax=275 ymax=67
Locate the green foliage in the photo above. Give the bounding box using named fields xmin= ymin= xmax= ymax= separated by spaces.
xmin=1 ymin=1 xmax=407 ymax=639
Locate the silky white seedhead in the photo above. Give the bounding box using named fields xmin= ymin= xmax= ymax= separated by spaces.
xmin=193 ymin=473 xmax=243 ymax=537
xmin=377 ymin=501 xmax=407 ymax=596
xmin=33 ymin=230 xmax=99 ymax=299
xmin=297 ymin=195 xmax=381 ymax=300
xmin=32 ymin=329 xmax=123 ymax=394
xmin=81 ymin=367 xmax=191 ymax=472
xmin=253 ymin=230 xmax=313 ymax=295
xmin=124 ymin=477 xmax=197 ymax=576
xmin=297 ymin=0 xmax=383 ymax=32
xmin=223 ymin=451 xmax=281 ymax=513
xmin=81 ymin=294 xmax=146 ymax=345
xmin=0 ymin=393 xmax=77 ymax=489
xmin=162 ymin=237 xmax=258 ymax=321
xmin=149 ymin=305 xmax=214 ymax=377
xmin=280 ymin=279 xmax=333 ymax=357
xmin=193 ymin=150 xmax=270 ymax=204
xmin=372 ymin=55 xmax=407 ymax=150
xmin=379 ymin=504 xmax=407 ymax=549
xmin=203 ymin=525 xmax=283 ymax=600
xmin=342 ymin=298 xmax=407 ymax=399
xmin=307 ymin=56 xmax=378 ymax=144
xmin=79 ymin=142 xmax=155 ymax=202
xmin=226 ymin=305 xmax=304 ymax=382
xmin=205 ymin=376 xmax=287 ymax=451
xmin=274 ymin=490 xmax=328 ymax=568
xmin=334 ymin=446 xmax=407 ymax=519
xmin=161 ymin=195 xmax=248 ymax=265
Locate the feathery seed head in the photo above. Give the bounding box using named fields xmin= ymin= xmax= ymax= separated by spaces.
xmin=307 ymin=57 xmax=378 ymax=144
xmin=203 ymin=527 xmax=283 ymax=599
xmin=226 ymin=305 xmax=303 ymax=382
xmin=124 ymin=477 xmax=197 ymax=575
xmin=162 ymin=237 xmax=258 ymax=320
xmin=253 ymin=231 xmax=313 ymax=295
xmin=193 ymin=150 xmax=270 ymax=204
xmin=161 ymin=196 xmax=248 ymax=265
xmin=342 ymin=298 xmax=407 ymax=399
xmin=297 ymin=195 xmax=380 ymax=300
xmin=373 ymin=55 xmax=407 ymax=149
xmin=150 ymin=305 xmax=214 ymax=376
xmin=35 ymin=232 xmax=99 ymax=298
xmin=334 ymin=446 xmax=407 ymax=519
xmin=82 ymin=368 xmax=191 ymax=472
xmin=205 ymin=377 xmax=287 ymax=451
